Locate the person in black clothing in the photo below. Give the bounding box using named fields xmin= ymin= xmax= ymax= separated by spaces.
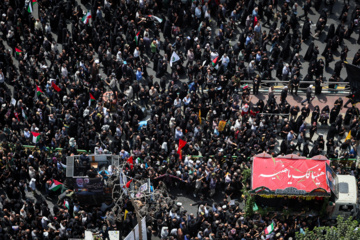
xmin=281 ymin=86 xmax=288 ymax=104
xmin=301 ymin=85 xmax=314 ymax=105
xmin=299 ymin=0 xmax=311 ymax=20
xmin=290 ymin=75 xmax=299 ymax=95
xmin=253 ymin=75 xmax=260 ymax=95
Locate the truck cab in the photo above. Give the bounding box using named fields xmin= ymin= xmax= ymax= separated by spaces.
xmin=331 ymin=175 xmax=359 ymax=219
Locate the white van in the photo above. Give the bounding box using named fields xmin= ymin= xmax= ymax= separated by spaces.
xmin=331 ymin=175 xmax=359 ymax=219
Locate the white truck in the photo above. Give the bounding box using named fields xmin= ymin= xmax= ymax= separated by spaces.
xmin=331 ymin=175 xmax=359 ymax=219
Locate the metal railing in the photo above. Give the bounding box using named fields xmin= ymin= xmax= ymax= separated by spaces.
xmin=240 ymin=80 xmax=349 ymax=92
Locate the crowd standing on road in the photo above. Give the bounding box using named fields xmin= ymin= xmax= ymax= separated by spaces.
xmin=1 ymin=0 xmax=360 ymax=239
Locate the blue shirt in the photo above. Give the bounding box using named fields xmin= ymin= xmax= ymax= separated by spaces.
xmin=252 ymin=9 xmax=258 ymax=17
xmin=245 ymin=36 xmax=252 ymax=46
xmin=136 ymin=70 xmax=142 ymax=81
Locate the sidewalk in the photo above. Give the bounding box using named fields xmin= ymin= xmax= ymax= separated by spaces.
xmin=250 ymin=92 xmax=350 ymax=127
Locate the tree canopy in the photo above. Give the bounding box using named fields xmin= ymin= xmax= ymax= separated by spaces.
xmin=296 ymin=216 xmax=360 ymax=240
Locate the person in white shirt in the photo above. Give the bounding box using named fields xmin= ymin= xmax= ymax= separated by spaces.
xmin=34 ymin=19 xmax=42 ymax=31
xmin=210 ymin=50 xmax=219 ymax=61
xmin=195 ymin=6 xmax=202 ymax=19
xmin=220 ymin=53 xmax=230 ymax=69
xmin=24 ymin=128 xmax=31 ymax=139
xmin=174 ymin=96 xmax=182 ymax=108
xmin=61 ymin=64 xmax=68 ymax=77
xmin=116 ymin=51 xmax=122 ymax=62
xmin=115 ymin=124 xmax=122 ymax=137
xmin=149 ymin=86 xmax=158 ymax=100
xmin=45 ymin=23 xmax=51 ymax=33
xmin=133 ymin=47 xmax=140 ymax=60
xmin=104 ymin=0 xmax=111 ymax=9
xmin=175 ymin=127 xmax=183 ymax=140
xmin=183 ymin=94 xmax=191 ymax=107
xmin=187 ymin=48 xmax=194 ymax=67
xmin=282 ymin=64 xmax=290 ymax=80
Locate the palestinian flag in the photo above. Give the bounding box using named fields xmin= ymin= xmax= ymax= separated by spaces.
xmin=82 ymin=11 xmax=92 ymax=24
xmin=135 ymin=31 xmax=140 ymax=45
xmin=27 ymin=2 xmax=33 ymax=13
xmin=64 ymin=200 xmax=70 ymax=209
xmin=264 ymin=222 xmax=275 ymax=235
xmin=49 ymin=180 xmax=63 ymax=191
xmin=36 ymin=85 xmax=43 ymax=96
xmin=125 ymin=179 xmax=133 ymax=188
xmin=126 ymin=156 xmax=134 ymax=169
xmin=90 ymin=93 xmax=96 ymax=101
xmin=88 ymin=93 xmax=95 ymax=106
xmin=212 ymin=56 xmax=219 ymax=66
xmin=31 ymin=132 xmax=40 ymax=143
xmin=15 ymin=48 xmax=22 ymax=56
xmin=31 ymin=0 xmax=37 ymax=5
xmin=51 ymin=81 xmax=61 ymax=92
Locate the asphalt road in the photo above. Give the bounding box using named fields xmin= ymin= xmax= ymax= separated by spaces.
xmin=4 ymin=0 xmax=360 ymax=238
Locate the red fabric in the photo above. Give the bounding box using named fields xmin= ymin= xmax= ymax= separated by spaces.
xmin=89 ymin=93 xmax=96 ymax=100
xmin=36 ymin=85 xmax=43 ymax=93
xmin=125 ymin=179 xmax=133 ymax=188
xmin=252 ymin=157 xmax=330 ymax=193
xmin=14 ymin=112 xmax=20 ymax=121
xmin=31 ymin=132 xmax=40 ymax=137
xmin=51 ymin=81 xmax=61 ymax=92
xmin=126 ymin=156 xmax=134 ymax=169
xmin=212 ymin=56 xmax=219 ymax=66
xmin=250 ymin=110 xmax=259 ymax=117
xmin=254 ymin=16 xmax=258 ymax=27
xmin=177 ymin=139 xmax=187 ymax=160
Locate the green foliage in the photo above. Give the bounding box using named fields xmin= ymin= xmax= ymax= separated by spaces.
xmin=241 ymin=168 xmax=251 ymax=185
xmin=282 ymin=207 xmax=291 ymax=219
xmin=241 ymin=168 xmax=254 ymax=217
xmin=244 ymin=190 xmax=255 ymax=217
xmin=257 ymin=206 xmax=267 ymax=216
xmin=295 ymin=216 xmax=360 ymax=240
xmin=319 ymin=198 xmax=329 ymax=218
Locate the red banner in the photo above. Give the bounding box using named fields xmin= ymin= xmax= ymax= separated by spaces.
xmin=252 ymin=157 xmax=330 ymax=194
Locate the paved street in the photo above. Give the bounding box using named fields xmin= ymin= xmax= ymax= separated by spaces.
xmin=4 ymin=1 xmax=360 ymax=239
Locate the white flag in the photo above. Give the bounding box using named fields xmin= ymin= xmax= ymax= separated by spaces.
xmin=11 ymin=98 xmax=17 ymax=106
xmin=148 ymin=15 xmax=163 ymax=23
xmin=170 ymin=51 xmax=180 ymax=67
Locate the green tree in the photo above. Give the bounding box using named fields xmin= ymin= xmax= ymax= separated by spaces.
xmin=296 ymin=216 xmax=360 ymax=240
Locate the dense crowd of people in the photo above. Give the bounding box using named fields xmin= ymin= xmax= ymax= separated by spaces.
xmin=0 ymin=0 xmax=360 ymax=239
